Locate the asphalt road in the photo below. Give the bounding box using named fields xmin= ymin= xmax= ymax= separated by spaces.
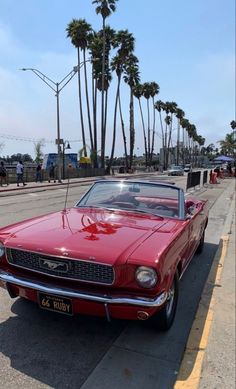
xmin=0 ymin=175 xmax=234 ymax=389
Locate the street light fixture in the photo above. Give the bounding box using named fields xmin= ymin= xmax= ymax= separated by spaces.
xmin=20 ymin=58 xmax=96 ymax=182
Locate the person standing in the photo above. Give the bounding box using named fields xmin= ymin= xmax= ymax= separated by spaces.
xmin=0 ymin=161 xmax=8 ymax=186
xmin=48 ymin=163 xmax=56 ymax=183
xmin=35 ymin=164 xmax=42 ymax=182
xmin=16 ymin=161 xmax=26 ymax=187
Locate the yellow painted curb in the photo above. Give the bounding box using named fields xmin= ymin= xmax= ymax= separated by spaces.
xmin=174 ymin=235 xmax=229 ymax=389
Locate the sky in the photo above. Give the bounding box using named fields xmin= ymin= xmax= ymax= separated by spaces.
xmin=0 ymin=0 xmax=235 ymax=160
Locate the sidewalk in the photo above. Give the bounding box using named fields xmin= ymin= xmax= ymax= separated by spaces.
xmin=0 ymin=176 xmax=101 ymax=194
xmin=199 ymin=203 xmax=235 ymax=388
xmin=175 ymin=181 xmax=235 ymax=389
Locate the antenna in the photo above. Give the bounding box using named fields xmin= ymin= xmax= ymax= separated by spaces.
xmin=63 ymin=164 xmax=72 ymax=211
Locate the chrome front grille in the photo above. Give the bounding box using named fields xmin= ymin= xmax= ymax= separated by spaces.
xmin=6 ymin=248 xmax=114 ymax=285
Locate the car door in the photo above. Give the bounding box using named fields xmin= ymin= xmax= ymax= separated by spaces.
xmin=185 ymin=203 xmax=205 ymax=264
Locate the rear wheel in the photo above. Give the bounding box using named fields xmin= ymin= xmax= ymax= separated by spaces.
xmin=150 ymin=273 xmax=179 ymax=331
xmin=196 ymin=230 xmax=205 ymax=254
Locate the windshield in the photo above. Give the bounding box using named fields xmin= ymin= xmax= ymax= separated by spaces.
xmin=76 ymin=181 xmax=182 ymax=219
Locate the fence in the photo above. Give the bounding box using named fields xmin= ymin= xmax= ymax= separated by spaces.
xmin=186 ymin=171 xmax=201 ymax=190
xmin=203 ymin=170 xmax=208 ymax=186
xmin=3 ymin=166 xmax=105 ymax=184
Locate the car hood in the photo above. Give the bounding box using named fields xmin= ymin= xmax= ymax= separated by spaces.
xmin=2 ymin=207 xmax=170 ymax=266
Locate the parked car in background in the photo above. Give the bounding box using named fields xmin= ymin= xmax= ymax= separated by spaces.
xmin=184 ymin=164 xmax=192 ymax=173
xmin=0 ymin=179 xmax=209 ymax=331
xmin=167 ymin=165 xmax=184 ymax=176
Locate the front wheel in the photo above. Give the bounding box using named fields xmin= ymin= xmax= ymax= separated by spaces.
xmin=150 ymin=273 xmax=179 ymax=331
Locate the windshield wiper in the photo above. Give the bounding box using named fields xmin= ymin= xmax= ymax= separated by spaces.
xmin=76 ymin=204 xmax=115 ymax=211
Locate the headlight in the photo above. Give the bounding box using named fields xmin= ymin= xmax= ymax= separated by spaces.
xmin=135 ymin=266 xmax=157 ymax=288
xmin=0 ymin=242 xmax=5 ymax=258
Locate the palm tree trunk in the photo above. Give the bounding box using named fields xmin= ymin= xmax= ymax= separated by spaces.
xmin=129 ymin=87 xmax=135 ymax=170
xmin=92 ymin=74 xmax=98 ymax=167
xmin=177 ymin=120 xmax=180 ymax=165
xmin=181 ymin=126 xmax=185 ymax=164
xmin=118 ymin=96 xmax=129 ymax=170
xmin=147 ymin=99 xmax=150 ymax=165
xmin=77 ymin=49 xmax=87 ymax=157
xmin=108 ymin=74 xmax=121 ymax=170
xmin=138 ymin=98 xmax=148 ymax=167
xmin=150 ymin=97 xmax=156 ymax=163
xmin=83 ymin=50 xmax=93 ymax=151
xmin=101 ymin=16 xmax=106 ymax=168
xmin=158 ymin=111 xmax=165 ymax=169
xmin=166 ymin=116 xmax=174 ymax=167
xmin=164 ymin=122 xmax=168 ymax=169
xmin=104 ymin=89 xmax=108 ymax=153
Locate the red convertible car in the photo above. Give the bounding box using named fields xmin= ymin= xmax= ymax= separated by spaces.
xmin=0 ymin=180 xmax=208 ymax=330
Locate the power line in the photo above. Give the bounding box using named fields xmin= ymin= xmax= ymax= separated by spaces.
xmin=0 ymin=133 xmax=84 ymax=144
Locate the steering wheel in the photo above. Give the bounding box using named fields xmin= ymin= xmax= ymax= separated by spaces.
xmin=148 ymin=203 xmax=170 ymax=210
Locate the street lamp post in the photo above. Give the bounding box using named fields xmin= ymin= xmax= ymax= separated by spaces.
xmin=62 ymin=140 xmax=71 ymax=179
xmin=20 ymin=60 xmax=94 ymax=182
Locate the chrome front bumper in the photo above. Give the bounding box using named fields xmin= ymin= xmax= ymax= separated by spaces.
xmin=0 ymin=270 xmax=168 ymax=308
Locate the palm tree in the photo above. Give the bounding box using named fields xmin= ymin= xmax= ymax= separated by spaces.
xmin=230 ymin=120 xmax=236 ymax=130
xmin=66 ymin=19 xmax=93 ymax=157
xmin=218 ymin=132 xmax=236 ymax=156
xmin=150 ymin=82 xmax=160 ymax=164
xmin=98 ymin=26 xmax=115 ymax=160
xmin=162 ymin=101 xmax=177 ymax=168
xmin=133 ymin=83 xmax=148 ymax=166
xmin=180 ymin=118 xmax=190 ymax=163
xmin=154 ymin=100 xmax=165 ymax=167
xmin=142 ymin=82 xmax=153 ymax=164
xmin=175 ymin=108 xmax=185 ymax=165
xmin=88 ymin=27 xmax=114 ymax=167
xmin=92 ymin=0 xmax=118 ymax=168
xmin=123 ymin=54 xmax=140 ymax=169
xmin=108 ymin=30 xmax=135 ymax=171
xmin=88 ymin=31 xmax=103 ymax=165
xmin=164 ymin=114 xmax=171 ymax=168
xmin=187 ymin=124 xmax=197 ymax=165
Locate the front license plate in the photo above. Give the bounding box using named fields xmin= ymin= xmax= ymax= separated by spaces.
xmin=38 ymin=293 xmax=73 ymax=315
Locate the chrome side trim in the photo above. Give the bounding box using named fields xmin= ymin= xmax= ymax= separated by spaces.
xmin=0 ymin=270 xmax=167 ymax=308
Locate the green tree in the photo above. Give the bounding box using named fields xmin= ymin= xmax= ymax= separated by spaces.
xmin=34 ymin=139 xmax=45 ymax=164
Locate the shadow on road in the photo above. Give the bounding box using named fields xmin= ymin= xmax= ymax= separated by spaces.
xmin=0 ymin=242 xmax=219 ymax=389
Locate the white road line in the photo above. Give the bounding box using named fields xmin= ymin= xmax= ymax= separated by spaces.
xmin=27 ymin=193 xmax=38 ymax=196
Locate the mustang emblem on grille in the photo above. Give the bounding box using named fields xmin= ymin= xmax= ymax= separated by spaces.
xmin=39 ymin=259 xmax=69 ymax=273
